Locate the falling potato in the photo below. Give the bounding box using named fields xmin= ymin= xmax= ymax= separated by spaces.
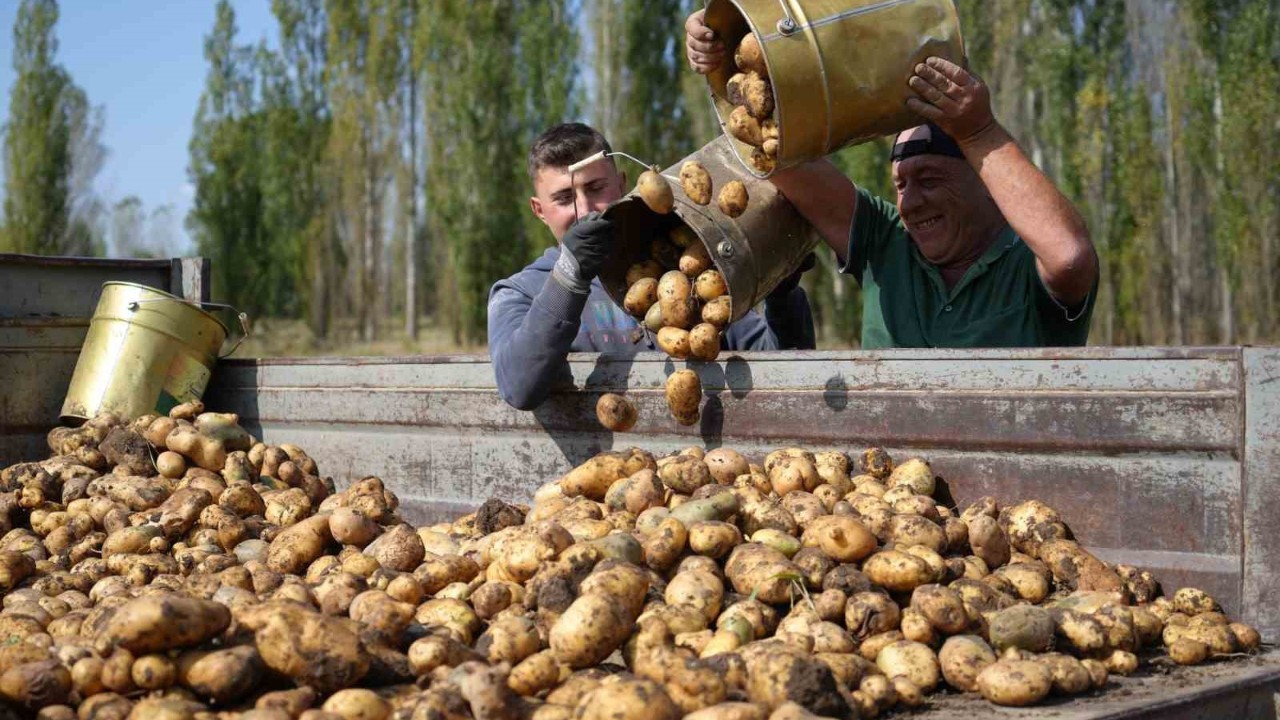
xmin=636 ymin=166 xmax=674 ymax=214
xmin=596 ymin=394 xmax=638 ymax=432
xmin=735 ymin=32 xmax=768 ymax=78
xmin=727 ymin=106 xmax=764 ymax=147
xmin=679 ymin=161 xmax=713 ymax=206
xmin=666 ymin=369 xmax=702 ymax=426
xmin=726 ymin=72 xmax=747 ymax=107
xmin=718 ymin=181 xmax=749 ymax=218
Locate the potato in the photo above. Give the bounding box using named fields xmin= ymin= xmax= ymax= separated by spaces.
xmin=688 ymin=323 xmax=722 ymax=362
xmin=666 ymin=570 xmax=725 ymax=624
xmin=321 ymin=688 xmax=390 ymax=719
xmin=551 ymin=593 xmax=636 ymax=669
xmin=967 ymin=515 xmax=1010 ymax=569
xmin=938 ymin=634 xmax=996 ymax=692
xmin=988 ymin=605 xmax=1055 ymax=653
xmin=176 ymin=645 xmax=263 ymax=704
xmin=643 ymin=517 xmax=688 ymax=572
xmin=637 ymin=168 xmax=674 ymax=214
xmin=644 ymin=302 xmax=665 ymax=332
xmin=976 ymin=659 xmax=1052 ymax=706
xmin=996 ymin=563 xmax=1050 ymax=603
xmin=155 ymin=451 xmax=186 ymax=480
xmin=749 ymin=148 xmax=776 ymax=175
xmin=1172 ymin=587 xmax=1218 ymax=615
xmin=910 ymin=584 xmax=969 ymax=634
xmin=1103 ymin=649 xmax=1139 ymax=675
xmin=596 ymin=394 xmax=638 ymax=432
xmin=887 ymin=458 xmax=934 ymax=495
xmin=725 ymin=543 xmax=801 ymax=604
xmin=738 ymin=72 xmax=774 ymax=120
xmin=1231 ymin=622 xmax=1262 ymax=652
xmin=680 ymin=241 xmax=713 ymax=278
xmin=1168 ymin=637 xmax=1210 ymax=665
xmin=695 ymin=270 xmax=728 ymax=302
xmin=862 ymin=550 xmax=934 ymax=593
xmin=1053 ymin=608 xmax=1108 ymax=655
xmin=727 ymin=106 xmax=764 ymax=147
xmin=627 ymin=260 xmax=664 ymax=286
xmin=734 ymin=32 xmax=768 ymax=77
xmin=666 ymin=370 xmax=702 ymax=426
xmin=718 ymin=181 xmax=749 ymax=218
xmin=890 ymin=514 xmax=947 ymax=553
xmin=99 ymin=595 xmax=231 ymax=654
xmin=624 ymin=278 xmax=659 ymax=317
xmin=688 ymin=521 xmax=742 ymax=559
xmin=875 ymin=640 xmax=940 ymax=692
xmin=702 ymin=296 xmax=732 ymax=328
xmin=679 ymin=161 xmax=713 ymax=205
xmin=576 ymin=676 xmax=680 ymax=720
xmin=0 ymin=658 xmax=70 ymax=709
xmin=801 ymin=515 xmax=876 ymax=563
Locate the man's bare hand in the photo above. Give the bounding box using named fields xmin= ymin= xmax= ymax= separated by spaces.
xmin=685 ymin=10 xmax=725 ymax=75
xmin=906 ymin=57 xmax=995 ymax=145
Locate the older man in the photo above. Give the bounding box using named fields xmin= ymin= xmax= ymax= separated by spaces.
xmin=686 ymin=12 xmax=1098 ymax=347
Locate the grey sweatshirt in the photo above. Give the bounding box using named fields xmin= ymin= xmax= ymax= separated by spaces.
xmin=487 ymin=246 xmax=815 ymax=410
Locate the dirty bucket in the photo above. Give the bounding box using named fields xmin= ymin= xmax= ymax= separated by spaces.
xmin=704 ymin=0 xmax=965 ymax=177
xmin=599 ymin=135 xmax=822 ymax=323
xmin=60 ymin=282 xmax=247 ymax=423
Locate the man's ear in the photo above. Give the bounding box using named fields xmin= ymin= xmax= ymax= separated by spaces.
xmin=529 ymin=196 xmax=545 ymax=222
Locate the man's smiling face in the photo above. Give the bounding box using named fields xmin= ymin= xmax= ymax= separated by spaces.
xmin=892 ymin=125 xmax=997 ymax=266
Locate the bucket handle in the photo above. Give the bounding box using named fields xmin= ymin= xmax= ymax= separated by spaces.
xmin=125 ymin=298 xmax=252 ymax=359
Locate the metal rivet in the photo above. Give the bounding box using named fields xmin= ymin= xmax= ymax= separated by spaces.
xmin=717 ymin=241 xmax=735 ymax=258
xmin=777 ymin=17 xmax=797 ymax=35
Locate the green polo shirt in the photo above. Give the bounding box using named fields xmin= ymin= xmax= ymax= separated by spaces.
xmin=840 ymin=188 xmax=1095 ymax=348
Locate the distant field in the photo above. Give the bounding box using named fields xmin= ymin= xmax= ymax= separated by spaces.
xmin=233 ymin=318 xmax=484 ymax=359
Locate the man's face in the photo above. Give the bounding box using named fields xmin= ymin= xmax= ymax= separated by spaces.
xmin=891 ymin=126 xmax=996 ymax=266
xmin=529 ymin=159 xmax=626 ymax=242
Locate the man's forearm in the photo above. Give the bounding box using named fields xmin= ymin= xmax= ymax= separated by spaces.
xmin=961 ymin=123 xmax=1097 ymax=302
xmin=488 ymin=278 xmax=586 ymax=410
xmin=769 ymin=159 xmax=858 ymax=264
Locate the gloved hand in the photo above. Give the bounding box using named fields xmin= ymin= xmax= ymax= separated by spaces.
xmin=552 ymin=212 xmax=615 ymax=294
xmin=768 ymin=252 xmax=816 ymax=300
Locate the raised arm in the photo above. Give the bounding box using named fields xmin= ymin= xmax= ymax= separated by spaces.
xmin=906 ymin=57 xmax=1097 ymax=303
xmin=768 ymin=160 xmax=859 ymax=265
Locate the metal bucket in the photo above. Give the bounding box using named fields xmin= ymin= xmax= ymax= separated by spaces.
xmin=599 ymin=135 xmax=822 ymax=322
xmin=60 ymin=282 xmax=240 ymax=423
xmin=704 ymin=0 xmax=965 ymax=176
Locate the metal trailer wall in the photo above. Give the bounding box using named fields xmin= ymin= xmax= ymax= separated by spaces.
xmin=204 ymin=346 xmax=1280 ymax=640
xmin=0 ymin=254 xmax=209 ymax=467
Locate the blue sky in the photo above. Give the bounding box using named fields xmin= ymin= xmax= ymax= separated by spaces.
xmin=0 ymin=1 xmax=279 ymax=255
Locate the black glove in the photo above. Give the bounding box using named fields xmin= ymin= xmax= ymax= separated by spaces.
xmin=553 ymin=212 xmax=615 ymax=294
xmin=768 ymin=252 xmax=816 ymax=299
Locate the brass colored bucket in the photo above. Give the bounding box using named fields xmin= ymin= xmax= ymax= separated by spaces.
xmin=600 ymin=135 xmax=822 ymax=323
xmin=704 ymin=0 xmax=965 ymax=176
xmin=61 ymin=282 xmax=233 ymax=423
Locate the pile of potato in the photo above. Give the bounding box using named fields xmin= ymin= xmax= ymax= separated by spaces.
xmin=0 ymin=403 xmax=1263 ymax=720
xmin=723 ymin=33 xmax=779 ymax=175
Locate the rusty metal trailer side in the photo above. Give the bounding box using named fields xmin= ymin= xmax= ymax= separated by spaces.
xmin=205 ymin=346 xmax=1280 ymax=640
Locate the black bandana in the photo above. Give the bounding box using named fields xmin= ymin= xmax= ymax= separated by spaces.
xmin=890 ymin=122 xmax=966 ymax=162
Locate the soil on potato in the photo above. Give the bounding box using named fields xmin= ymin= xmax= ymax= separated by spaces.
xmin=783 ymin=657 xmax=851 ymax=717
xmin=474 ymin=497 xmax=525 ymax=535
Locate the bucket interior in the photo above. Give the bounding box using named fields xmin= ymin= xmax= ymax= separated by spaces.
xmin=599 ymin=199 xmax=717 ymax=310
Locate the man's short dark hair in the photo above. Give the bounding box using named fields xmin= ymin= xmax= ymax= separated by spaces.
xmin=527 ymin=123 xmax=614 ymax=181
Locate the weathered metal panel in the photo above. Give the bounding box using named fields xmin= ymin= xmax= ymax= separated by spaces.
xmin=205 ymin=347 xmax=1273 ymax=628
xmin=1242 ymin=348 xmax=1280 ymax=640
xmin=0 ymin=255 xmax=210 ymax=467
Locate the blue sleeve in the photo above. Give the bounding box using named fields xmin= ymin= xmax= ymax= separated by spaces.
xmin=763 ymin=287 xmax=816 ymax=350
xmin=486 ymin=276 xmax=587 ymax=410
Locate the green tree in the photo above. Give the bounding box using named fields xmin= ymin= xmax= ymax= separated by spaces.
xmin=2 ymin=0 xmax=77 ymax=254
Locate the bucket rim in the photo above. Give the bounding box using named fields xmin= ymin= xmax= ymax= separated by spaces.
xmin=100 ymin=281 xmax=230 ymax=335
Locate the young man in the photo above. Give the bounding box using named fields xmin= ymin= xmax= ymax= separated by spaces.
xmin=686 ymin=12 xmax=1098 ymax=347
xmin=487 ymin=123 xmax=815 ymax=410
